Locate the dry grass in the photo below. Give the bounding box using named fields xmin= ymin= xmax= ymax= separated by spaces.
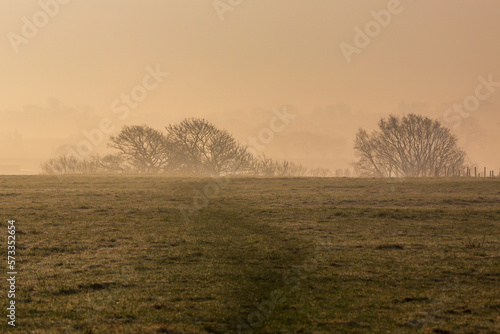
xmin=1 ymin=175 xmax=499 ymax=333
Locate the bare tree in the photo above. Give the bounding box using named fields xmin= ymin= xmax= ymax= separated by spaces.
xmin=98 ymin=154 xmax=135 ymax=173
xmin=276 ymin=160 xmax=308 ymax=176
xmin=108 ymin=125 xmax=173 ymax=173
xmin=252 ymin=155 xmax=309 ymax=177
xmin=41 ymin=120 xmax=322 ymax=177
xmin=252 ymin=155 xmax=281 ymax=176
xmin=40 ymin=155 xmax=102 ymax=175
xmin=166 ymin=118 xmax=253 ymax=175
xmin=353 ymin=114 xmax=466 ymax=177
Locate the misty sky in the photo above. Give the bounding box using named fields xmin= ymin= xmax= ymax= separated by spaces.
xmin=1 ymin=1 xmax=499 ymax=172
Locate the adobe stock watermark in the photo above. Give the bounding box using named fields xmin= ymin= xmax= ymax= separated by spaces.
xmin=7 ymin=0 xmax=71 ymax=54
xmin=7 ymin=220 xmax=17 ymax=327
xmin=47 ymin=64 xmax=168 ymax=182
xmin=178 ymin=106 xmax=296 ymax=224
xmin=242 ymin=106 xmax=296 ymax=156
xmin=235 ymin=237 xmax=334 ymax=333
xmin=442 ymin=74 xmax=499 ymax=129
xmin=213 ymin=0 xmax=243 ymax=21
xmin=65 ymin=65 xmax=169 ymax=160
xmin=178 ymin=175 xmax=231 ymax=224
xmin=340 ymin=0 xmax=411 ymax=64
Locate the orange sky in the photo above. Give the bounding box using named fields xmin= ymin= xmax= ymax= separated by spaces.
xmin=1 ymin=0 xmax=499 ymax=173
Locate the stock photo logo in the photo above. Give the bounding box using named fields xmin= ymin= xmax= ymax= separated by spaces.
xmin=66 ymin=65 xmax=169 ymax=160
xmin=213 ymin=0 xmax=244 ymax=21
xmin=178 ymin=106 xmax=296 ymax=224
xmin=340 ymin=0 xmax=411 ymax=64
xmin=442 ymin=74 xmax=499 ymax=129
xmin=242 ymin=106 xmax=296 ymax=156
xmin=7 ymin=0 xmax=71 ymax=54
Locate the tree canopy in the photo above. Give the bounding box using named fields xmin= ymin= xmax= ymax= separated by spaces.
xmin=108 ymin=125 xmax=173 ymax=173
xmin=353 ymin=114 xmax=466 ymax=177
xmin=165 ymin=118 xmax=254 ymax=175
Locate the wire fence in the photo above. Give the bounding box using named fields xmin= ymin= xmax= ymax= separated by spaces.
xmin=436 ymin=166 xmax=499 ymax=178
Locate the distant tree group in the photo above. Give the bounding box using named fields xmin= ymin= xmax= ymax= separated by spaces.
xmin=41 ymin=118 xmax=329 ymax=177
xmin=252 ymin=155 xmax=309 ymax=177
xmin=353 ymin=114 xmax=466 ymax=177
xmin=166 ymin=118 xmax=254 ymax=175
xmin=42 ymin=114 xmax=466 ymax=178
xmin=40 ymin=155 xmax=103 ymax=175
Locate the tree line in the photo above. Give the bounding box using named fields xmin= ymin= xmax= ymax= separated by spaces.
xmin=41 ymin=118 xmax=331 ymax=177
xmin=41 ymin=114 xmax=468 ymax=178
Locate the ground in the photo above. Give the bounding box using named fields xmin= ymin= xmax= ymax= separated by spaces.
xmin=1 ymin=175 xmax=499 ymax=333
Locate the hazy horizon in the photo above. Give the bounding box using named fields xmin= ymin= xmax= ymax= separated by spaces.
xmin=1 ymin=1 xmax=499 ymax=173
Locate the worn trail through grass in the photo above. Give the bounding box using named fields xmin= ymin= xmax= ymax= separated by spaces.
xmin=0 ymin=176 xmax=498 ymax=333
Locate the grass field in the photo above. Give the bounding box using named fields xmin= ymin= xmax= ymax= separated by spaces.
xmin=1 ymin=175 xmax=499 ymax=333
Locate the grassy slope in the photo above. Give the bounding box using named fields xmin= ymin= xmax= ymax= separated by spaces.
xmin=0 ymin=176 xmax=499 ymax=333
